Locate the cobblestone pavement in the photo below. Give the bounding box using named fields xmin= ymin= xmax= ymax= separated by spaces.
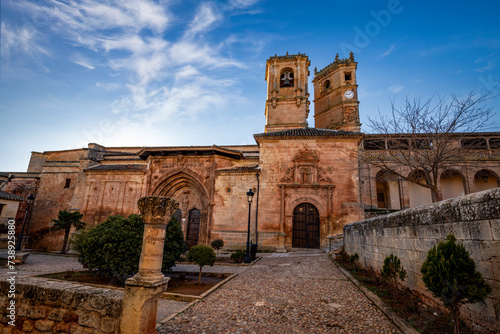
xmin=158 ymin=251 xmax=401 ymax=334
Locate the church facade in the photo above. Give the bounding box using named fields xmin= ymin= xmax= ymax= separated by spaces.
xmin=4 ymin=52 xmax=500 ymax=252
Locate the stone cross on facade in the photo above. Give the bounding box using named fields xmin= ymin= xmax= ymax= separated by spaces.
xmin=120 ymin=196 xmax=179 ymax=334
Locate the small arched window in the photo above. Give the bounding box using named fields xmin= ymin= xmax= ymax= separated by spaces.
xmin=324 ymin=80 xmax=330 ymax=90
xmin=280 ymin=70 xmax=294 ymax=87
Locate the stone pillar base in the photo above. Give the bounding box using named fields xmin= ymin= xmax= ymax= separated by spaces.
xmin=120 ymin=277 xmax=170 ymax=334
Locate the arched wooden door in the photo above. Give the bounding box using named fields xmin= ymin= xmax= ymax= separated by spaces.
xmin=292 ymin=203 xmax=320 ymax=249
xmin=186 ymin=208 xmax=200 ymax=248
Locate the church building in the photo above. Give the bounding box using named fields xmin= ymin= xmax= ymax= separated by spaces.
xmin=3 ymin=52 xmax=499 ymax=252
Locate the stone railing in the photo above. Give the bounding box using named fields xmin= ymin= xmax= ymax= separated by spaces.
xmin=0 ymin=277 xmax=122 ymax=333
xmin=344 ymin=188 xmax=500 ymax=333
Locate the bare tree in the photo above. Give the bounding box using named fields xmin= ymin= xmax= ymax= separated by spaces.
xmin=362 ymin=88 xmax=497 ymax=202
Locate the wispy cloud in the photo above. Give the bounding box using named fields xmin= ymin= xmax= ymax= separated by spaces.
xmin=184 ymin=2 xmax=222 ymax=39
xmin=96 ymin=82 xmax=121 ymax=91
xmin=72 ymin=54 xmax=95 ymax=69
xmin=477 ymin=61 xmax=494 ymax=73
xmin=0 ymin=22 xmax=50 ymax=59
xmin=380 ymin=45 xmax=395 ymax=58
xmin=388 ymin=85 xmax=404 ymax=93
xmin=6 ymin=0 xmax=264 ymax=147
xmin=227 ymin=0 xmax=261 ymax=9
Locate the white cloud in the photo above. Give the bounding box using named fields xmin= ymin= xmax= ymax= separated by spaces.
xmin=9 ymin=0 xmax=263 ymax=148
xmin=176 ymin=65 xmax=200 ymax=81
xmin=476 ymin=61 xmax=494 ymax=73
xmin=388 ymin=85 xmax=404 ymax=93
xmin=380 ymin=45 xmax=395 ymax=58
xmin=227 ymin=0 xmax=260 ymax=9
xmin=0 ymin=22 xmax=50 ymax=58
xmin=184 ymin=2 xmax=222 ymax=38
xmin=72 ymin=54 xmax=95 ymax=69
xmin=21 ymin=0 xmax=169 ymax=34
xmin=96 ymin=82 xmax=121 ymax=91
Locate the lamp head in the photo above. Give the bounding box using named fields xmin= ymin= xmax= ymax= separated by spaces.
xmin=246 ymin=189 xmax=255 ymax=203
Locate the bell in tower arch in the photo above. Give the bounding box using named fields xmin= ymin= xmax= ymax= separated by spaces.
xmin=280 ymin=71 xmax=294 ymax=87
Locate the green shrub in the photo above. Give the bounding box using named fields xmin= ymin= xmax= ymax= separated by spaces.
xmin=349 ymin=253 xmax=360 ymax=269
xmin=211 ymin=239 xmax=224 ymax=253
xmin=421 ymin=234 xmax=491 ymax=334
xmin=188 ymin=245 xmax=216 ymax=284
xmin=72 ymin=214 xmax=186 ymax=278
xmin=230 ymin=250 xmax=245 ymax=263
xmin=162 ymin=217 xmax=187 ymax=273
xmin=380 ymin=253 xmax=407 ymax=298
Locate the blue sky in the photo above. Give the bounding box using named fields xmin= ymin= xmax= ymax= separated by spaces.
xmin=1 ymin=0 xmax=499 ymax=171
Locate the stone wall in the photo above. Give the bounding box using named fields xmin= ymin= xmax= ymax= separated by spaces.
xmin=344 ymin=188 xmax=500 ymax=333
xmin=0 ymin=278 xmax=122 ymax=333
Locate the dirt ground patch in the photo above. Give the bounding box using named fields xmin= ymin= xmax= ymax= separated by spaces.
xmin=39 ymin=271 xmax=227 ymax=296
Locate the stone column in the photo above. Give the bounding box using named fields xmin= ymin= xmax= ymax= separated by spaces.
xmin=120 ymin=197 xmax=179 ymax=334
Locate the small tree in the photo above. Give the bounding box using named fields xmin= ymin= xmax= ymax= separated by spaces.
xmin=381 ymin=253 xmax=407 ymax=298
xmin=51 ymin=210 xmax=85 ymax=254
xmin=421 ymin=234 xmax=491 ymax=334
xmin=349 ymin=253 xmax=360 ymax=270
xmin=187 ymin=245 xmax=216 ymax=285
xmin=211 ymin=239 xmax=224 ymax=254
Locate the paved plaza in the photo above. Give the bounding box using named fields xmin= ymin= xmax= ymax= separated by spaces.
xmin=159 ymin=251 xmax=401 ymax=334
xmin=1 ymin=251 xmax=401 ymax=333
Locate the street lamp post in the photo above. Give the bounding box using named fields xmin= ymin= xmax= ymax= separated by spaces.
xmin=244 ymin=189 xmax=254 ymax=263
xmin=16 ymin=194 xmax=35 ymax=251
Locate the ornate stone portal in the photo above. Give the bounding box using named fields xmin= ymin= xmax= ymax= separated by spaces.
xmin=120 ymin=196 xmax=179 ymax=334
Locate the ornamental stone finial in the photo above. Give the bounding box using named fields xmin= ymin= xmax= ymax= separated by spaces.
xmin=137 ymin=196 xmax=179 ymax=225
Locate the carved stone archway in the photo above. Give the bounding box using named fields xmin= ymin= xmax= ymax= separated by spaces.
xmin=151 ymin=172 xmax=210 ymax=245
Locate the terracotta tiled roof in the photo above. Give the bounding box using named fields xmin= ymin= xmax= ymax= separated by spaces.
xmin=0 ymin=191 xmax=24 ymax=201
xmin=254 ymin=128 xmax=363 ymax=141
xmin=84 ymin=164 xmax=146 ymax=172
xmin=215 ymin=166 xmax=260 ymax=175
xmin=102 ymin=151 xmax=138 ymax=156
xmin=138 ymin=145 xmax=243 ymax=159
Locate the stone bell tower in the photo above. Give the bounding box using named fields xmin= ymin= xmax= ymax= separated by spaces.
xmin=312 ymin=52 xmax=360 ymax=132
xmin=264 ymin=52 xmax=310 ymax=133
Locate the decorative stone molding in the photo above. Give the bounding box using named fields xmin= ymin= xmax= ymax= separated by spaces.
xmin=137 ymin=196 xmax=179 ymax=225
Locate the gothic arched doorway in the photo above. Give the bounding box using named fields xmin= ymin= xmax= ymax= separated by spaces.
xmin=292 ymin=203 xmax=320 ymax=249
xmin=186 ymin=208 xmax=200 ymax=248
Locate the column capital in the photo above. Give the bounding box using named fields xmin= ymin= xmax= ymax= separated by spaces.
xmin=137 ymin=196 xmax=179 ymax=225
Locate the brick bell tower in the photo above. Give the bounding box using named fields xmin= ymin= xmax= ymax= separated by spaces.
xmin=264 ymin=52 xmax=311 ymax=133
xmin=312 ymin=52 xmax=361 ymax=132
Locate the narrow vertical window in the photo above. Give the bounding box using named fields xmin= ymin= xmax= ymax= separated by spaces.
xmin=64 ymin=179 xmax=71 ymax=188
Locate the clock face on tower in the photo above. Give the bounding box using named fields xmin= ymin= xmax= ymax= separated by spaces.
xmin=344 ymin=90 xmax=354 ymax=99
